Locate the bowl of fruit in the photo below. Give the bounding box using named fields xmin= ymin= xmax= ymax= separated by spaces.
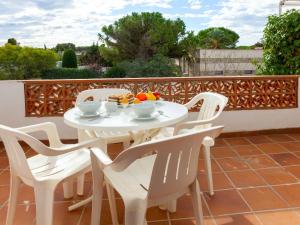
xmin=135 ymin=91 xmax=161 ymax=103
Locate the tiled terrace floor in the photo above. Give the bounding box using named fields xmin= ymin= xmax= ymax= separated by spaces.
xmin=2 ymin=133 xmax=300 ymax=224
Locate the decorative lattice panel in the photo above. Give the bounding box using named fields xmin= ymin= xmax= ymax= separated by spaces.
xmin=24 ymin=76 xmax=298 ymax=117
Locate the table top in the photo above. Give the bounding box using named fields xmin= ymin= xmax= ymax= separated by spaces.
xmin=64 ymin=101 xmax=188 ymax=132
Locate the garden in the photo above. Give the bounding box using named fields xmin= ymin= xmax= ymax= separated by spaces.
xmin=0 ymin=10 xmax=299 ymax=80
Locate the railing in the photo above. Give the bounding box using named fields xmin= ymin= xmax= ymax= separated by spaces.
xmin=23 ymin=76 xmax=298 ymax=117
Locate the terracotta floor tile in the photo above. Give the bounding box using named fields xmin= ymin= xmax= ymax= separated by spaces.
xmin=242 ymin=155 xmax=278 ymax=169
xmin=0 ymin=204 xmax=36 ymax=225
xmin=0 ymin=170 xmax=10 ymax=186
xmin=284 ymin=165 xmax=300 ymax=179
xmin=239 ymin=187 xmax=288 ymax=211
xmin=280 ymin=142 xmax=300 ymax=152
xmin=273 ymin=184 xmax=300 ymax=207
xmin=146 ymin=207 xmax=168 ymax=221
xmin=0 ymin=186 xmax=9 ymax=206
xmin=287 ymin=133 xmax=300 ymax=141
xmin=257 ymin=210 xmax=300 ymax=225
xmin=212 ymin=147 xmax=238 ymax=158
xmin=199 ymin=159 xmax=222 ymax=173
xmin=79 ymin=199 xmax=124 ymax=225
xmin=171 ymin=217 xmax=216 ymax=225
xmin=256 ymin=143 xmax=287 ymax=154
xmin=204 ymin=190 xmax=250 ymax=216
xmin=0 ymin=149 xmax=6 ymax=157
xmin=0 ymin=157 xmax=9 ymax=169
xmin=148 ymin=221 xmax=169 ymax=225
xmin=256 ymin=168 xmax=297 ymax=185
xmin=215 ymin=139 xmax=228 ymax=147
xmin=270 ymin=153 xmax=300 ymax=166
xmin=17 ymin=184 xmax=35 ymax=204
xmin=247 ymin=135 xmax=273 ymax=144
xmin=226 ymin=170 xmax=266 ymax=188
xmin=52 ymin=202 xmax=83 ymax=225
xmin=232 ymin=145 xmax=263 ymax=156
xmin=169 ymin=194 xmax=209 ymax=219
xmin=215 ymin=213 xmax=262 ymax=225
xmin=224 ymin=138 xmax=251 ymax=146
xmin=267 ymin=134 xmax=295 ymax=142
xmin=198 ymin=173 xmax=233 ymax=192
xmin=216 ymin=158 xmax=250 ymax=171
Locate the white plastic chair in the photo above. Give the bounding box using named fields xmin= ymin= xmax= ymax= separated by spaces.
xmin=0 ymin=122 xmax=104 ymax=225
xmin=152 ymin=92 xmax=228 ymax=197
xmin=90 ymin=126 xmax=224 ymax=225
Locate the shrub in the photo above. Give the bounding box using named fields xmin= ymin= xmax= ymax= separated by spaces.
xmin=107 ymin=54 xmax=181 ymax=78
xmin=0 ymin=44 xmax=58 ymax=80
xmin=62 ymin=49 xmax=77 ymax=68
xmin=104 ymin=66 xmax=126 ymax=78
xmin=257 ymin=10 xmax=300 ymax=75
xmin=42 ymin=68 xmax=101 ymax=79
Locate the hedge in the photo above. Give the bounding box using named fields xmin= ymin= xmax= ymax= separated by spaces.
xmin=42 ymin=68 xmax=101 ymax=79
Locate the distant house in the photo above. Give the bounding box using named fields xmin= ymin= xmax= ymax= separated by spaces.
xmin=178 ymin=49 xmax=263 ymax=76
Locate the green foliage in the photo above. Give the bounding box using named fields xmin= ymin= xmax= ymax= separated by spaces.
xmin=79 ymin=43 xmax=111 ymax=68
xmin=104 ymin=66 xmax=127 ymax=78
xmin=99 ymin=12 xmax=186 ymax=62
xmin=258 ymin=10 xmax=300 ymax=75
xmin=105 ymin=54 xmax=181 ymax=78
xmin=7 ymin=38 xmax=17 ymax=45
xmin=62 ymin=49 xmax=78 ymax=68
xmin=0 ymin=44 xmax=58 ymax=80
xmin=237 ymin=46 xmax=252 ymax=50
xmin=54 ymin=43 xmax=76 ymax=52
xmin=197 ymin=27 xmax=239 ymax=49
xmin=177 ymin=31 xmax=199 ymax=62
xmin=42 ymin=68 xmax=101 ymax=79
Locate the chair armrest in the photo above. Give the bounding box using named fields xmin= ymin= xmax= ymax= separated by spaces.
xmin=90 ymin=148 xmax=113 ymax=169
xmin=17 ymin=122 xmax=63 ymax=147
xmin=174 ymin=117 xmax=216 ymax=135
xmin=30 ymin=138 xmax=105 ymax=157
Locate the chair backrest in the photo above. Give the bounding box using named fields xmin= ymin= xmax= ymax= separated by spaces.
xmin=185 ymin=92 xmax=228 ymax=128
xmin=111 ymin=126 xmax=223 ymax=200
xmin=0 ymin=125 xmax=48 ymax=183
xmin=76 ymin=88 xmax=130 ymax=105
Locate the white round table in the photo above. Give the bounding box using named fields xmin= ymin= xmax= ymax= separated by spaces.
xmin=64 ymin=101 xmax=188 ymax=211
xmin=64 ymin=101 xmax=188 ymax=133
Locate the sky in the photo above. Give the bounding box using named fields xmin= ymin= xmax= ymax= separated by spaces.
xmin=0 ymin=0 xmax=297 ymax=48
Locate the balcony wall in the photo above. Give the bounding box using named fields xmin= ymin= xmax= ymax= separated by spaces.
xmin=0 ymin=76 xmax=299 ymax=140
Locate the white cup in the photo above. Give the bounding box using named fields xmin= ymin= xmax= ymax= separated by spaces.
xmin=105 ymin=101 xmax=118 ymax=113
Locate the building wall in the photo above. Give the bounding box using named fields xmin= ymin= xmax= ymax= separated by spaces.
xmin=0 ymin=79 xmax=299 ymax=140
xmin=180 ymin=49 xmax=263 ymax=76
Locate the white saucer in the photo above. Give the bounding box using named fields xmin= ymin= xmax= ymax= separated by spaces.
xmin=132 ymin=112 xmax=159 ymax=121
xmin=79 ymin=112 xmax=100 ymax=118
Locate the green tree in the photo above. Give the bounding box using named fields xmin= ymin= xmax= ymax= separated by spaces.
xmin=99 ymin=12 xmax=186 ymax=62
xmin=7 ymin=38 xmax=18 ymax=45
xmin=258 ymin=10 xmax=300 ymax=75
xmin=79 ymin=43 xmax=108 ymax=69
xmin=0 ymin=44 xmax=58 ymax=80
xmin=54 ymin=43 xmax=76 ymax=52
xmin=178 ymin=31 xmax=199 ymax=63
xmin=197 ymin=27 xmax=239 ymax=49
xmin=62 ymin=49 xmax=78 ymax=68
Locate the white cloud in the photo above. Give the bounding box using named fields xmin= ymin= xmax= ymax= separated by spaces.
xmin=0 ymin=0 xmax=173 ymax=47
xmin=188 ymin=0 xmax=201 ymax=10
xmin=206 ymin=0 xmax=278 ymax=45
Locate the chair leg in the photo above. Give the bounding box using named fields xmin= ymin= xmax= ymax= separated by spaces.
xmin=124 ymin=201 xmax=147 ymax=225
xmin=63 ymin=179 xmax=74 ymax=199
xmin=166 ymin=199 xmax=177 ymax=213
xmin=77 ymin=174 xmax=85 ymax=196
xmin=91 ymin=163 xmax=104 ymax=225
xmin=190 ymin=180 xmax=204 ymax=225
xmin=34 ymin=184 xmax=56 ymax=225
xmin=204 ymin=145 xmax=214 ymax=196
xmin=106 ymin=183 xmax=119 ymax=225
xmin=5 ymin=174 xmax=21 ymax=225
